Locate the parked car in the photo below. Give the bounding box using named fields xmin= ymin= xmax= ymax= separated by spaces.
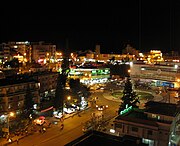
xmin=63 ymin=107 xmax=76 ymax=114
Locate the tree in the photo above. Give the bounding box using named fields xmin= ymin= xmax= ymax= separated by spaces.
xmin=54 ymin=74 xmax=66 ymax=111
xmin=69 ymin=78 xmax=81 ymax=90
xmin=118 ymin=77 xmax=140 ymax=114
xmin=69 ymin=78 xmax=91 ymax=107
xmin=4 ymin=58 xmax=20 ymax=69
xmin=54 ymin=57 xmax=70 ymax=112
xmin=23 ymin=84 xmax=34 ymax=118
xmin=61 ymin=57 xmax=70 ymax=76
xmin=122 ymin=44 xmax=139 ymax=56
xmin=106 ymin=64 xmax=130 ymax=78
xmin=109 ymin=56 xmax=115 ymax=63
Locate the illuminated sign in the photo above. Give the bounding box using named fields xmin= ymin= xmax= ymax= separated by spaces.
xmin=120 ymin=106 xmax=132 ymax=115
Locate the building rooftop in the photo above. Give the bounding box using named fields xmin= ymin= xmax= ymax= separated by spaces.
xmin=65 ymin=131 xmax=148 ymax=146
xmin=0 ymin=77 xmax=38 ymax=86
xmin=145 ymin=101 xmax=178 ymax=117
xmin=115 ymin=110 xmax=159 ymax=127
xmin=30 ymin=70 xmax=58 ymax=76
xmin=115 ymin=102 xmax=179 ymax=125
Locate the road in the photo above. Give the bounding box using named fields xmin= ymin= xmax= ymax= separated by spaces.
xmin=8 ymin=91 xmax=119 ymax=146
xmin=2 ymin=78 xmax=178 ymax=146
xmin=8 ymin=81 xmax=171 ymax=146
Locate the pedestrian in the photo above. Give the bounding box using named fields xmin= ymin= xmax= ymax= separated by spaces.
xmin=16 ymin=138 xmax=19 ymax=145
xmin=60 ymin=123 xmax=64 ymax=130
xmin=48 ymin=122 xmax=51 ymax=127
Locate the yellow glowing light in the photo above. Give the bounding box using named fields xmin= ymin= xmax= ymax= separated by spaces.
xmin=67 ymin=96 xmax=71 ymax=100
xmin=56 ymin=52 xmax=62 ymax=56
xmin=9 ymin=112 xmax=14 ymax=117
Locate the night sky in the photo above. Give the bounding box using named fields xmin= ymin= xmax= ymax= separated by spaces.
xmin=1 ymin=0 xmax=180 ymax=53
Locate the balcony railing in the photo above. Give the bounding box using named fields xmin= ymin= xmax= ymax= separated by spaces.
xmin=131 ymin=74 xmax=176 ymax=82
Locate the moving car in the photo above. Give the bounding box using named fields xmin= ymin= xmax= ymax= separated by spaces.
xmin=96 ymin=105 xmax=108 ymax=111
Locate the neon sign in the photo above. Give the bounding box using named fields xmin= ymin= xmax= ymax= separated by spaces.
xmin=120 ymin=106 xmax=132 ymax=115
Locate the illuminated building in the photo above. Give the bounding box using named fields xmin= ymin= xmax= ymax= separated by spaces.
xmin=0 ymin=78 xmax=40 ymax=115
xmin=55 ymin=52 xmax=63 ymax=62
xmin=68 ymin=67 xmax=110 ymax=85
xmin=0 ymin=43 xmax=11 ymax=64
xmin=31 ymin=41 xmax=56 ymax=64
xmin=8 ymin=41 xmax=31 ymax=63
xmin=30 ymin=71 xmax=59 ymax=97
xmin=130 ymin=62 xmax=180 ymax=89
xmin=76 ymin=45 xmax=135 ymax=64
xmin=147 ymin=50 xmax=164 ymax=64
xmin=13 ymin=54 xmax=24 ymax=63
xmin=169 ymin=111 xmax=180 ymax=146
xmin=113 ymin=101 xmax=179 ymax=146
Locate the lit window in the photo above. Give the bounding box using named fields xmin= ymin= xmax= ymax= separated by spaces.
xmin=152 ymin=114 xmax=157 ymax=118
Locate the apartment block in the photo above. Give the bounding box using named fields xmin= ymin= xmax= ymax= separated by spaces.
xmin=114 ymin=101 xmax=179 ymax=146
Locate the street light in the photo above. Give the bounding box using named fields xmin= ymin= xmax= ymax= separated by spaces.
xmin=67 ymin=96 xmax=71 ymax=101
xmin=7 ymin=112 xmax=15 ymax=138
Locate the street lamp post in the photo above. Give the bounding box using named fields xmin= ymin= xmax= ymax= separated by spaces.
xmin=7 ymin=112 xmax=14 ymax=138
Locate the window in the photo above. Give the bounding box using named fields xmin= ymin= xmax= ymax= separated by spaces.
xmin=152 ymin=114 xmax=157 ymax=118
xmin=148 ymin=130 xmax=153 ymax=135
xmin=15 ymin=86 xmax=18 ymax=91
xmin=6 ymin=88 xmax=9 ymax=92
xmin=131 ymin=127 xmax=138 ymax=132
xmin=8 ymin=104 xmax=11 ymax=109
xmin=115 ymin=124 xmax=122 ymax=128
xmin=9 ymin=98 xmax=13 ymax=101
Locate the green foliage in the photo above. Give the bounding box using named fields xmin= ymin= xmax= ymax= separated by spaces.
xmin=54 ymin=74 xmax=67 ymax=111
xmin=23 ymin=84 xmax=34 ymax=118
xmin=106 ymin=64 xmax=130 ymax=77
xmin=69 ymin=78 xmax=91 ymax=105
xmin=119 ymin=77 xmax=140 ymax=114
xmin=54 ymin=57 xmax=70 ymax=111
xmin=69 ymin=78 xmax=80 ymax=90
xmin=61 ymin=57 xmax=70 ymax=75
xmin=4 ymin=58 xmax=20 ymax=68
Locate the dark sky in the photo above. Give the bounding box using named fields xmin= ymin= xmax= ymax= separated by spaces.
xmin=1 ymin=0 xmax=180 ymax=53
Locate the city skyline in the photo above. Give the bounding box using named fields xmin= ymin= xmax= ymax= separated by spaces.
xmin=1 ymin=0 xmax=180 ymax=53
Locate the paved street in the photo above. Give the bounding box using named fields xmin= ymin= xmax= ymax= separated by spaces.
xmin=1 ymin=84 xmax=177 ymax=146
xmin=2 ymin=91 xmax=119 ymax=146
